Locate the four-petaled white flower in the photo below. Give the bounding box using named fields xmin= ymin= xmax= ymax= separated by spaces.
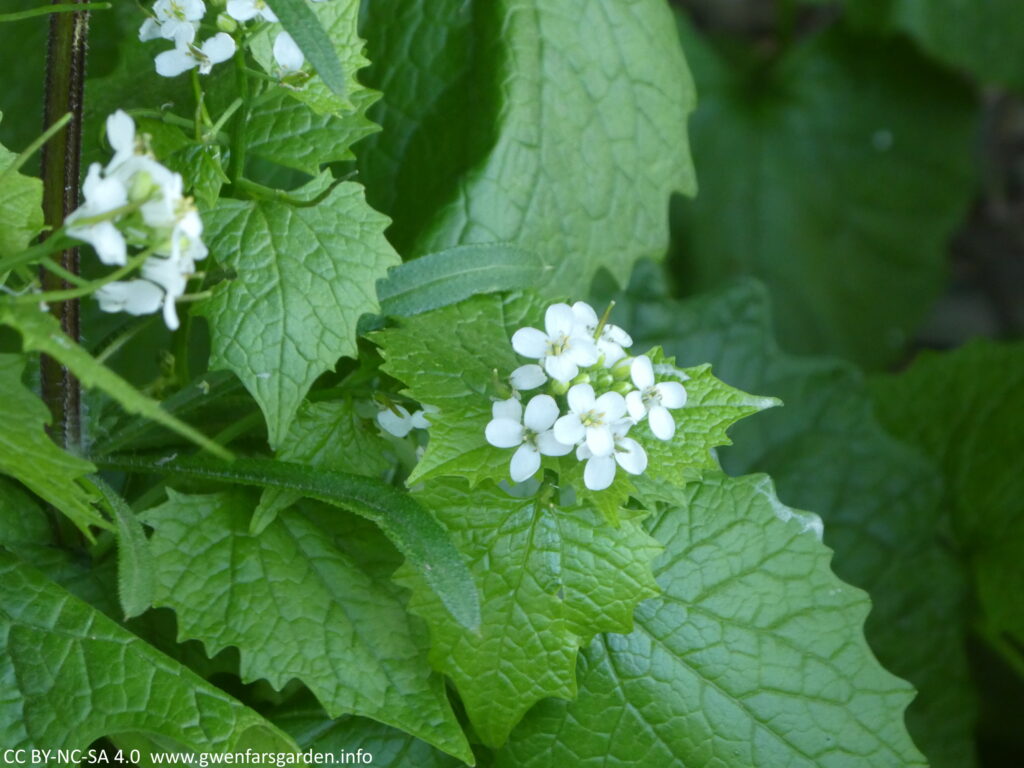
xmin=155 ymin=33 xmax=236 ymax=77
xmin=571 ymin=301 xmax=633 ymax=366
xmin=576 ymin=419 xmax=648 ymax=491
xmin=139 ymin=0 xmax=205 ymax=47
xmin=377 ymin=405 xmax=431 ymax=438
xmin=95 ymin=280 xmax=166 ymax=318
xmin=226 ymin=0 xmax=278 ymax=22
xmin=64 ymin=164 xmax=129 ymax=266
xmin=625 ymin=355 xmax=688 ymax=440
xmin=509 ymin=364 xmax=546 ymax=392
xmin=553 ymin=384 xmax=627 ymax=458
xmin=511 ymin=303 xmax=598 ymax=383
xmin=273 ymin=31 xmax=304 ymax=74
xmin=485 ymin=395 xmax=572 ymax=482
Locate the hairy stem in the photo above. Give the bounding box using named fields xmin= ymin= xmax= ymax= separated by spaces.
xmin=40 ymin=0 xmax=91 ymax=449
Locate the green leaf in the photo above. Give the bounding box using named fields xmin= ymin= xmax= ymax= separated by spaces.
xmin=140 ymin=490 xmax=473 ymax=764
xmin=99 ymin=454 xmax=481 ymax=633
xmin=0 ymin=303 xmax=232 ymax=460
xmin=197 ymin=182 xmax=399 ymax=447
xmin=0 ymin=551 xmax=297 ymax=753
xmin=359 ymin=0 xmax=696 ymax=295
xmin=253 ymin=398 xmax=393 ymax=534
xmin=496 ymin=473 xmax=926 ymax=767
xmin=91 ymin=477 xmax=155 ymax=620
xmin=872 ymin=341 xmax=1024 ymax=649
xmin=0 ymin=354 xmax=107 ymax=538
xmin=615 ymin=275 xmax=977 ymax=767
xmin=263 ymin=0 xmax=347 ymax=101
xmin=0 ymin=476 xmax=51 ymax=549
xmin=0 ymin=112 xmax=44 ymax=268
xmin=377 ymin=244 xmax=552 ymax=318
xmin=671 ymin=19 xmax=978 ymax=366
xmin=395 ymin=478 xmax=661 ymax=748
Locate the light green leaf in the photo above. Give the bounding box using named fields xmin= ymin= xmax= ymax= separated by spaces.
xmin=264 ymin=0 xmax=347 ymax=100
xmin=197 ymin=182 xmax=399 ymax=447
xmin=0 ymin=303 xmax=231 ymax=460
xmin=359 ymin=0 xmax=696 ymax=295
xmin=377 ymin=244 xmax=551 ymax=318
xmin=140 ymin=490 xmax=473 ymax=764
xmin=613 ymin=274 xmax=977 ymax=767
xmin=0 ymin=551 xmax=297 ymax=753
xmin=671 ymin=19 xmax=978 ymax=366
xmin=496 ymin=473 xmax=926 ymax=767
xmin=872 ymin=341 xmax=1024 ymax=650
xmin=395 ymin=478 xmax=661 ymax=748
xmin=91 ymin=477 xmax=155 ymax=620
xmin=0 ymin=112 xmax=44 ymax=270
xmin=253 ymin=398 xmax=393 ymax=534
xmin=0 ymin=354 xmax=106 ymax=538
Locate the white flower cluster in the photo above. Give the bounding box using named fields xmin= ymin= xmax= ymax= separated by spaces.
xmin=139 ymin=0 xmax=331 ymax=78
xmin=485 ymin=302 xmax=688 ymax=491
xmin=65 ymin=111 xmax=207 ymax=330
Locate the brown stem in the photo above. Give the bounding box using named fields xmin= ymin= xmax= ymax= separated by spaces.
xmin=39 ymin=0 xmax=90 ymax=449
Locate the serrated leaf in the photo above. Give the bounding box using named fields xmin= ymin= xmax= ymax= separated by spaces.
xmin=0 ymin=303 xmax=232 ymax=460
xmin=395 ymin=478 xmax=661 ymax=748
xmin=872 ymin=341 xmax=1024 ymax=650
xmin=359 ymin=0 xmax=696 ymax=295
xmin=0 ymin=354 xmax=107 ymax=538
xmin=91 ymin=477 xmax=154 ymax=620
xmin=197 ymin=182 xmax=399 ymax=447
xmin=614 ymin=274 xmax=977 ymax=767
xmin=102 ymin=454 xmax=480 ymax=633
xmin=671 ymin=19 xmax=978 ymax=366
xmin=254 ymin=398 xmax=393 ymax=534
xmin=140 ymin=490 xmax=473 ymax=763
xmin=496 ymin=473 xmax=926 ymax=767
xmin=0 ymin=552 xmax=297 ymax=753
xmin=0 ymin=112 xmax=44 ymax=269
xmin=264 ymin=0 xmax=347 ymax=100
xmin=377 ymin=244 xmax=551 ymax=318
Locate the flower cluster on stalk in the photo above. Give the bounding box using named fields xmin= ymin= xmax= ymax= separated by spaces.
xmin=485 ymin=302 xmax=688 ymax=491
xmin=64 ymin=111 xmax=208 ymax=330
xmin=138 ymin=0 xmax=332 ymax=78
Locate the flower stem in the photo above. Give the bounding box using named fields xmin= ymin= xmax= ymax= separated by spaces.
xmin=0 ymin=112 xmax=71 ymax=183
xmin=15 ymin=251 xmax=152 ymax=304
xmin=39 ymin=0 xmax=91 ymax=450
xmin=0 ymin=2 xmax=109 ymax=23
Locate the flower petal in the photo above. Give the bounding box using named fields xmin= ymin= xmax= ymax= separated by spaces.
xmin=603 ymin=324 xmax=632 ymax=347
xmin=544 ymin=302 xmax=575 ymax=336
xmin=595 ymin=390 xmax=626 ymax=422
xmin=631 ymin=355 xmax=654 ymax=389
xmin=657 ymin=381 xmax=688 ymax=409
xmin=273 ymin=30 xmax=304 ymax=73
xmin=492 ymin=397 xmax=522 ymax=422
xmin=485 ymin=418 xmax=523 ymax=449
xmin=509 ymin=444 xmax=541 ymax=483
xmin=571 ymin=301 xmax=598 ymax=329
xmin=586 ymin=424 xmax=614 ymax=457
xmin=536 ymin=430 xmax=573 ymax=457
xmin=161 ymin=292 xmax=180 ymax=331
xmin=511 ymin=326 xmax=548 ymax=359
xmin=625 ymin=390 xmax=646 ymax=422
xmin=524 ymin=394 xmax=559 ymax=432
xmin=510 ymin=363 xmax=546 ymax=391
xmin=201 ymin=33 xmax=236 ymax=66
xmin=410 ymin=410 xmax=431 ymax=429
xmin=567 ymin=383 xmax=595 ymax=413
xmin=95 ymin=280 xmax=163 ymax=315
xmin=226 ymin=0 xmax=258 ymax=21
xmin=615 ymin=438 xmax=648 ymax=475
xmin=82 ymin=221 xmax=128 ymax=266
xmin=567 ymin=337 xmax=598 ymax=367
xmin=378 ymin=406 xmax=413 ymax=437
xmin=155 ymin=48 xmax=197 ymax=77
xmin=584 ymin=455 xmax=616 ymax=491
xmin=553 ymin=413 xmax=585 ymax=446
xmin=649 ymin=405 xmax=676 ymax=441
xmin=544 ymin=354 xmax=578 ymax=383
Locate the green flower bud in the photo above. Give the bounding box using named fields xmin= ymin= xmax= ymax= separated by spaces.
xmin=216 ymin=13 xmax=238 ymax=33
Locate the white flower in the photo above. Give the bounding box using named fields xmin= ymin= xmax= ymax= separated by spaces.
xmin=140 ymin=255 xmax=190 ymax=330
xmin=377 ymin=405 xmax=430 ymax=438
xmin=65 ymin=164 xmax=129 ymax=266
xmin=139 ymin=0 xmax=205 ymax=47
xmin=509 ymin=364 xmax=546 ymax=392
xmin=485 ymin=395 xmax=572 ymax=482
xmin=104 ymin=110 xmax=142 ymax=178
xmin=273 ymin=31 xmax=304 ymax=73
xmin=576 ymin=419 xmax=648 ymax=491
xmin=226 ymin=0 xmax=278 ymax=22
xmin=511 ymin=303 xmax=598 ymax=382
xmin=625 ymin=355 xmax=687 ymax=440
xmin=155 ymin=33 xmax=236 ymax=77
xmin=572 ymin=301 xmax=632 ymax=366
xmin=95 ymin=280 xmax=165 ymax=317
xmin=552 ymin=384 xmax=626 ymax=457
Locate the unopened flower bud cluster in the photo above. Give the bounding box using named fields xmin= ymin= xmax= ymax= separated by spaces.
xmin=65 ymin=111 xmax=207 ymax=330
xmin=485 ymin=302 xmax=688 ymax=491
xmin=138 ymin=0 xmax=331 ymax=79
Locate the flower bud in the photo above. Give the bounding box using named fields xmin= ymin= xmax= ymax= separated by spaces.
xmin=570 ymin=371 xmax=591 ymax=386
xmin=549 ymin=378 xmax=570 ymax=396
xmin=216 ymin=13 xmax=238 ymax=33
xmin=612 ymin=380 xmax=634 ymax=395
xmin=611 ymin=356 xmax=633 ymax=380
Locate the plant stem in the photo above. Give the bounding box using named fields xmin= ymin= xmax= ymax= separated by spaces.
xmin=229 ymin=46 xmax=250 ymax=183
xmin=40 ymin=0 xmax=91 ymax=451
xmin=0 ymin=2 xmax=109 ymax=23
xmin=0 ymin=112 xmax=71 ymax=183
